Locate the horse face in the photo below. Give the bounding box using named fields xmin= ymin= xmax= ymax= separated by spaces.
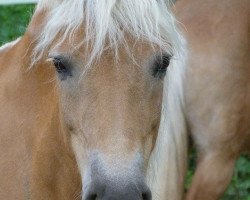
xmin=48 ymin=38 xmax=170 ymax=199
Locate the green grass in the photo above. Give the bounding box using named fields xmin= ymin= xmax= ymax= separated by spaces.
xmin=0 ymin=4 xmax=34 ymax=45
xmin=186 ymin=149 xmax=250 ymax=200
xmin=1 ymin=4 xmax=250 ymax=200
xmin=223 ymin=156 xmax=250 ymax=199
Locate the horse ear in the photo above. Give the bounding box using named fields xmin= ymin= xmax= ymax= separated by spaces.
xmin=26 ymin=8 xmax=48 ymax=37
xmin=152 ymin=54 xmax=172 ymax=79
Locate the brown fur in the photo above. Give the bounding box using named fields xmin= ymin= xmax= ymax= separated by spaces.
xmin=0 ymin=29 xmax=81 ymax=199
xmin=174 ymin=0 xmax=250 ymax=199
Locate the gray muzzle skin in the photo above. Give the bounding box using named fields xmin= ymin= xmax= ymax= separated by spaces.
xmin=85 ymin=181 xmax=152 ymax=200
xmin=84 ymin=152 xmax=151 ymax=200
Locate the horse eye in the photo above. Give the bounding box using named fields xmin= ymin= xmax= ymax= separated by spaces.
xmin=53 ymin=58 xmax=67 ymax=73
xmin=52 ymin=57 xmax=72 ymax=80
xmin=152 ymin=54 xmax=171 ymax=79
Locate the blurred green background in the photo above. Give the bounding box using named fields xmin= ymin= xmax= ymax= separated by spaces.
xmin=0 ymin=4 xmax=249 ymax=200
xmin=0 ymin=4 xmax=34 ymax=45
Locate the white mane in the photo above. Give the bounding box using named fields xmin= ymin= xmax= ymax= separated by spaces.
xmin=34 ymin=0 xmax=182 ymax=67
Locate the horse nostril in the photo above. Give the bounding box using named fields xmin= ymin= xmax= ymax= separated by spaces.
xmin=86 ymin=194 xmax=97 ymax=200
xmin=142 ymin=190 xmax=152 ymax=200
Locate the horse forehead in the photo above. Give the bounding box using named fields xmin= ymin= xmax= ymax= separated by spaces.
xmin=89 ymin=67 xmax=146 ymax=94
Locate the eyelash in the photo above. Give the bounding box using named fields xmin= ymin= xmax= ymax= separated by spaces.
xmin=152 ymin=55 xmax=171 ymax=79
xmin=53 ymin=59 xmax=68 ymax=73
xmin=52 ymin=58 xmax=72 ymax=80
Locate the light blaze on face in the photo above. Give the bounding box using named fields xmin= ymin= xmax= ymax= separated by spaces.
xmin=49 ymin=38 xmax=171 ymax=200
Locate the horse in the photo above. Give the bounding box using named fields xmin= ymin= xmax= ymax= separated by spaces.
xmin=173 ymin=0 xmax=250 ymax=199
xmin=0 ymin=0 xmax=188 ymax=199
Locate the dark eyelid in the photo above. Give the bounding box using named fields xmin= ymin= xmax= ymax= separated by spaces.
xmin=152 ymin=53 xmax=172 ymax=79
xmin=52 ymin=55 xmax=70 ymax=64
xmin=51 ymin=55 xmax=73 ymax=80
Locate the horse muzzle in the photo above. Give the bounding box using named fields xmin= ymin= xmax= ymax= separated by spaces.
xmin=85 ymin=180 xmax=151 ymax=200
